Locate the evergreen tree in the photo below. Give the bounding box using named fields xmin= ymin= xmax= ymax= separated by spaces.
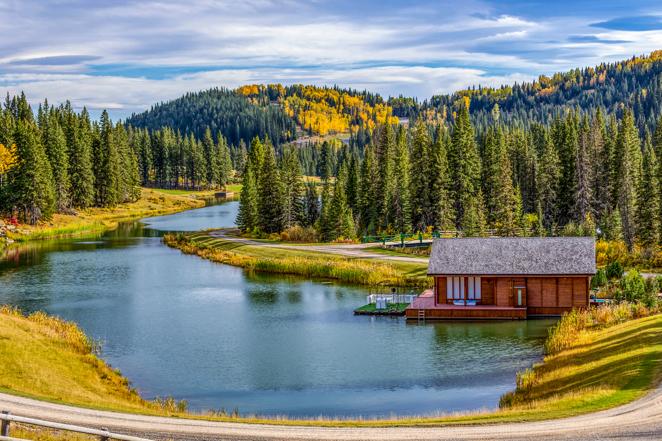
xmin=375 ymin=124 xmax=396 ymax=230
xmin=636 ymin=142 xmax=660 ymax=246
xmin=574 ymin=115 xmax=593 ymax=221
xmin=302 ymin=182 xmax=320 ymax=227
xmin=614 ymin=109 xmax=643 ymax=248
xmin=553 ymin=113 xmax=579 ymax=224
xmin=449 ymin=105 xmax=481 ymax=226
xmin=43 ymin=111 xmax=70 ymax=211
xmin=281 ymin=147 xmax=304 ymax=229
xmin=536 ymin=129 xmax=560 ymax=230
xmin=257 ymin=141 xmax=284 ymax=233
xmin=492 ymin=134 xmax=521 ymax=235
xmin=94 ymin=110 xmax=120 ymax=206
xmin=236 ymin=161 xmax=258 ymax=232
xmin=410 ymin=119 xmax=431 ymax=230
xmin=328 ymin=165 xmax=355 ymax=239
xmin=461 ymin=190 xmax=487 ymax=237
xmin=392 ymin=126 xmax=411 ymax=233
xmin=345 ymin=152 xmax=360 ymax=214
xmin=429 ymin=127 xmax=454 ymax=230
xmin=8 ymin=119 xmax=55 ymax=223
xmin=358 ymin=146 xmax=379 ymax=234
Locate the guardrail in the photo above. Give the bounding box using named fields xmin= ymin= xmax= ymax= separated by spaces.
xmin=0 ymin=411 xmax=153 ymax=441
xmin=366 ymin=294 xmax=417 ymax=305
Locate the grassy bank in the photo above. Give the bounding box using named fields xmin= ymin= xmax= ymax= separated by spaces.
xmin=163 ymin=232 xmax=430 ymax=287
xmin=8 ymin=188 xmax=216 ymax=243
xmin=1 ymin=305 xmax=661 ymax=428
xmin=0 ymin=306 xmax=186 ymax=415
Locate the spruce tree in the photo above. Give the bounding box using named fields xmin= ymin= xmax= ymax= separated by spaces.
xmin=236 ymin=162 xmax=258 ymax=232
xmin=375 ymin=124 xmax=396 ymax=230
xmin=328 ymin=165 xmax=355 ymax=239
xmin=636 ymin=142 xmax=660 ymax=246
xmin=461 ymin=190 xmax=487 ymax=237
xmin=410 ymin=119 xmax=431 ymax=230
xmin=345 ymin=152 xmax=360 ymax=214
xmin=95 ymin=110 xmax=120 ymax=207
xmin=536 ymin=130 xmax=560 ymax=230
xmin=9 ymin=119 xmax=55 ymax=223
xmin=281 ymin=147 xmax=304 ymax=229
xmin=392 ymin=126 xmax=412 ymax=233
xmin=67 ymin=108 xmax=95 ymax=208
xmin=44 ymin=111 xmax=70 ymax=211
xmin=492 ymin=135 xmax=521 ymax=236
xmin=574 ymin=115 xmax=593 ymax=222
xmin=257 ymin=141 xmax=284 ymax=233
xmin=429 ymin=127 xmax=454 ymax=230
xmin=302 ymin=182 xmax=320 ymax=227
xmin=449 ymin=105 xmax=481 ymax=226
xmin=615 ymin=109 xmax=643 ymax=248
xmin=358 ymin=146 xmax=379 ymax=234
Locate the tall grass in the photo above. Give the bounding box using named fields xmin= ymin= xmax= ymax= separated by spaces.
xmin=545 ymin=303 xmax=660 ymax=355
xmin=164 ymin=233 xmax=428 ymax=287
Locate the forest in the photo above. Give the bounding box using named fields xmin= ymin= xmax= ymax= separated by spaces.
xmin=1 ymin=52 xmax=662 ymax=255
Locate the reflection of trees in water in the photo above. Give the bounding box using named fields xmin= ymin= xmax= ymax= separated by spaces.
xmin=247 ymin=286 xmax=279 ymax=304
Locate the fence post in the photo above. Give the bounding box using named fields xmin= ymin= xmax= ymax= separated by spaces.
xmin=99 ymin=427 xmax=110 ymax=441
xmin=1 ymin=411 xmax=10 ymax=437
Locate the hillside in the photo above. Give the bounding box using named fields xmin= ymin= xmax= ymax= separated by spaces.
xmin=414 ymin=50 xmax=662 ymax=132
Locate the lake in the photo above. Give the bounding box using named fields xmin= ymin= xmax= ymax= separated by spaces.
xmin=0 ymin=200 xmax=553 ymax=417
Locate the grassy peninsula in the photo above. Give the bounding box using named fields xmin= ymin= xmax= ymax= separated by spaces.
xmin=163 ymin=232 xmax=430 ymax=287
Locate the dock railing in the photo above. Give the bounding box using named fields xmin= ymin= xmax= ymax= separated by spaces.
xmin=366 ymin=294 xmax=417 ymax=305
xmin=0 ymin=411 xmax=153 ymax=441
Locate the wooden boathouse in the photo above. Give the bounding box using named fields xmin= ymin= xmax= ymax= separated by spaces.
xmin=405 ymin=237 xmax=596 ymax=320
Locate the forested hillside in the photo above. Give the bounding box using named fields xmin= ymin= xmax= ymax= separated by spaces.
xmin=126 ymin=88 xmax=297 ymax=147
xmin=396 ymin=51 xmax=662 ymax=134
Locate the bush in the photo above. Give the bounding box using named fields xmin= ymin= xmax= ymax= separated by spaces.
xmin=615 ymin=270 xmax=647 ymax=304
xmin=279 ymin=225 xmax=319 ymax=242
xmin=606 ymin=261 xmax=624 ymax=280
xmin=591 ymin=269 xmax=608 ymax=289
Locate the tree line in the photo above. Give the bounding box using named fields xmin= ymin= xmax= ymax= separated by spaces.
xmin=236 ymin=104 xmax=662 ymax=250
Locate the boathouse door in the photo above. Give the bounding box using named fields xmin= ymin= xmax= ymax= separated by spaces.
xmin=513 ymin=279 xmax=526 ymax=307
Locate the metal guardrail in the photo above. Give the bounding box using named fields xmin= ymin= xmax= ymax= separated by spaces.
xmin=0 ymin=411 xmax=153 ymax=441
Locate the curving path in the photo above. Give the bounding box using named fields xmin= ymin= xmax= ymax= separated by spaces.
xmin=1 ymin=385 xmax=661 ymax=441
xmin=207 ymin=229 xmax=431 ymax=264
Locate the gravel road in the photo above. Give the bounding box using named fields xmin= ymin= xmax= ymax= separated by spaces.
xmin=1 ymin=385 xmax=661 ymax=441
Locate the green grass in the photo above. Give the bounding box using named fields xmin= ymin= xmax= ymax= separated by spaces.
xmin=354 ymin=303 xmax=410 ymax=314
xmin=365 ymin=246 xmax=430 ymax=259
xmin=167 ymin=232 xmax=430 ymax=287
xmin=151 ymin=188 xmax=218 ymax=197
xmin=1 ymin=305 xmax=661 ymax=427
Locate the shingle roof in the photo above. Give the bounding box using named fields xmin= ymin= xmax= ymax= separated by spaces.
xmin=428 ymin=237 xmax=596 ymax=276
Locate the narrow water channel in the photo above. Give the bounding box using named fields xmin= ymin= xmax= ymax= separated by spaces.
xmin=0 ymin=200 xmax=554 ymax=417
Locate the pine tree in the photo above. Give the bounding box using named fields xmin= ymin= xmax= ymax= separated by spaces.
xmin=410 ymin=119 xmax=431 ymax=230
xmin=95 ymin=110 xmax=120 ymax=206
xmin=449 ymin=105 xmax=481 ymax=226
xmin=536 ymin=129 xmax=560 ymax=230
xmin=461 ymin=190 xmax=487 ymax=237
xmin=43 ymin=111 xmax=70 ymax=211
xmin=492 ymin=135 xmax=521 ymax=236
xmin=358 ymin=146 xmax=379 ymax=234
xmin=328 ymin=165 xmax=355 ymax=239
xmin=636 ymin=142 xmax=660 ymax=246
xmin=236 ymin=161 xmax=258 ymax=232
xmin=202 ymin=127 xmax=215 ymax=186
xmin=553 ymin=112 xmax=579 ymax=224
xmin=302 ymin=182 xmax=320 ymax=227
xmin=281 ymin=147 xmax=304 ymax=229
xmin=257 ymin=141 xmax=284 ymax=233
xmin=574 ymin=115 xmax=593 ymax=221
xmin=429 ymin=127 xmax=454 ymax=230
xmin=345 ymin=152 xmax=360 ymax=214
xmin=653 ymin=116 xmax=662 ymax=242
xmin=8 ymin=119 xmax=55 ymax=223
xmin=375 ymin=124 xmax=396 ymax=230
xmin=392 ymin=126 xmax=411 ymax=233
xmin=614 ymin=109 xmax=643 ymax=248
xmin=66 ymin=108 xmax=95 ymax=208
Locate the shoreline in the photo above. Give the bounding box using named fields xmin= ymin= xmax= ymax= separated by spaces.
xmin=2 ymin=188 xmax=218 ymax=246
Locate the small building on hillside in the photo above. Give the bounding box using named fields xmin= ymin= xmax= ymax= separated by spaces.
xmin=405 ymin=237 xmax=596 ymax=320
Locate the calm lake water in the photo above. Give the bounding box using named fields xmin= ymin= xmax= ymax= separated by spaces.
xmin=0 ymin=201 xmax=553 ymax=417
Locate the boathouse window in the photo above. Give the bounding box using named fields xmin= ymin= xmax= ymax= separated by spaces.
xmin=467 ymin=277 xmax=481 ymax=300
xmin=446 ymin=276 xmax=463 ymax=299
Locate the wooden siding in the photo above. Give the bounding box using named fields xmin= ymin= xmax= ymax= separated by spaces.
xmin=495 ymin=278 xmax=510 ymax=307
xmin=573 ymin=278 xmax=588 ymax=306
xmin=542 ymin=278 xmax=557 ymax=307
xmin=481 ymin=278 xmax=495 ymax=305
xmin=527 ymin=278 xmax=543 ymax=307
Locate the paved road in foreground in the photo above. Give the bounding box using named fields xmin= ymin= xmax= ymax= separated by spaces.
xmin=1 ymin=385 xmax=661 ymax=441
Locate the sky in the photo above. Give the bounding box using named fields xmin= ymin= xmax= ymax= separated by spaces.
xmin=1 ymin=0 xmax=662 ymax=119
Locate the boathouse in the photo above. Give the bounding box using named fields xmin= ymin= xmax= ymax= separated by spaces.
xmin=405 ymin=237 xmax=596 ymax=320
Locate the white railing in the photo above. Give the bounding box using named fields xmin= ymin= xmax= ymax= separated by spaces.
xmin=366 ymin=294 xmax=417 ymax=305
xmin=0 ymin=411 xmax=153 ymax=441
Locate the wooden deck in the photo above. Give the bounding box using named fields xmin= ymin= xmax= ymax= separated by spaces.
xmin=405 ymin=290 xmax=527 ymax=320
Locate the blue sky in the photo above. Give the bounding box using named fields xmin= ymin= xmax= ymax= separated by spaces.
xmin=1 ymin=0 xmax=662 ymax=119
